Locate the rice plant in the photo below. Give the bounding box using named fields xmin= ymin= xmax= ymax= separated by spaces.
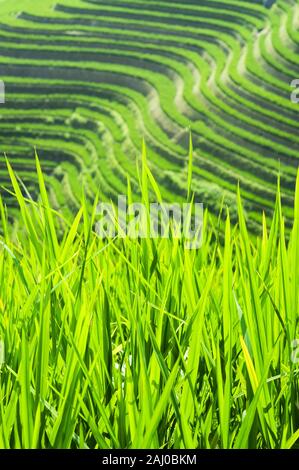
xmin=0 ymin=150 xmax=298 ymax=449
xmin=0 ymin=0 xmax=298 ymax=227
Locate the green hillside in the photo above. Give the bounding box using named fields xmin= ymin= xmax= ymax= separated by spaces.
xmin=0 ymin=0 xmax=298 ymax=229
xmin=1 ymin=1 xmax=299 ymax=451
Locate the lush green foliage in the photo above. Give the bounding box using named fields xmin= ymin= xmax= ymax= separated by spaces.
xmin=0 ymin=0 xmax=299 ymax=451
xmin=0 ymin=154 xmax=298 ymax=449
xmin=0 ymin=0 xmax=298 ymax=229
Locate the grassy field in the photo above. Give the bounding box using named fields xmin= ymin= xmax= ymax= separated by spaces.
xmin=0 ymin=154 xmax=299 ymax=449
xmin=0 ymin=0 xmax=298 ymax=229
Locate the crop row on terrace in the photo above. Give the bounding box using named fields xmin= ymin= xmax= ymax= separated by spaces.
xmin=0 ymin=0 xmax=298 ymax=229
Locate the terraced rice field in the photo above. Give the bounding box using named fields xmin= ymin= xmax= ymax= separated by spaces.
xmin=0 ymin=0 xmax=299 ymax=230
